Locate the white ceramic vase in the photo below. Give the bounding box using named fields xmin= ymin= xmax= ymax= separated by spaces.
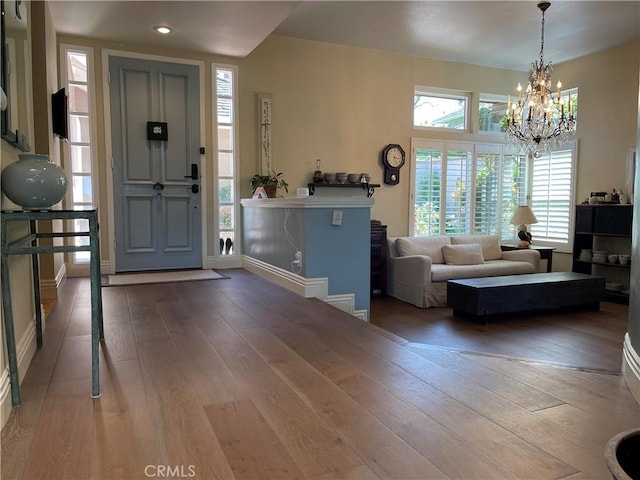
xmin=1 ymin=153 xmax=68 ymax=209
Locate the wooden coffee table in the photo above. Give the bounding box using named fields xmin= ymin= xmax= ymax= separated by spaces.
xmin=447 ymin=272 xmax=605 ymax=319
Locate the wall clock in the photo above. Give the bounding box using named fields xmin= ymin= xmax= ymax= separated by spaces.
xmin=381 ymin=143 xmax=405 ymax=185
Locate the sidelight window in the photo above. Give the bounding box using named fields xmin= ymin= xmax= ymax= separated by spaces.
xmin=214 ymin=65 xmax=238 ymax=260
xmin=60 ymin=45 xmax=97 ymax=267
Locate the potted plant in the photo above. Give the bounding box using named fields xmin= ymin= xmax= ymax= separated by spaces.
xmin=250 ymin=170 xmax=289 ymax=198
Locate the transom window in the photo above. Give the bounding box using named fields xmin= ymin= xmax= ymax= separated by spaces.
xmin=479 ymin=93 xmax=508 ymax=133
xmin=414 ymin=87 xmax=469 ymax=131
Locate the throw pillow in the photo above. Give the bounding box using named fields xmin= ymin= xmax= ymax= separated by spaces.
xmin=450 ymin=234 xmax=502 ymax=261
xmin=442 ymin=243 xmax=485 ymax=265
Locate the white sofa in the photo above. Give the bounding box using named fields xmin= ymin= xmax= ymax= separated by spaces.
xmin=387 ymin=234 xmax=540 ymax=308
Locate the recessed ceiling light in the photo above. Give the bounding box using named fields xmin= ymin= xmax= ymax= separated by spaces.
xmin=154 ymin=26 xmax=172 ymax=34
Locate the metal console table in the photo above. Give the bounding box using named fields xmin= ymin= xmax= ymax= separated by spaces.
xmin=1 ymin=209 xmax=104 ymax=405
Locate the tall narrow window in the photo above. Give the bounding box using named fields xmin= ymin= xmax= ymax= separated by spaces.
xmin=474 ymin=145 xmax=501 ymax=234
xmin=444 ymin=146 xmax=473 ymax=234
xmin=530 ymin=143 xmax=576 ymax=248
xmin=501 ymin=150 xmax=529 ymax=238
xmin=61 ymin=46 xmax=96 ymax=265
xmin=214 ymin=65 xmax=238 ymax=259
xmin=413 ymin=144 xmax=443 ymax=236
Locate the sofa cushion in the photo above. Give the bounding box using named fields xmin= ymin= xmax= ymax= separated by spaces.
xmin=430 ymin=260 xmax=536 ymax=282
xmin=396 ymin=236 xmax=451 ymax=264
xmin=442 ymin=243 xmax=484 ymax=265
xmin=450 ymin=234 xmax=502 ymax=261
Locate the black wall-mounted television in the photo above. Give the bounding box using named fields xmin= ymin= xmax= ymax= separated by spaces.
xmin=52 ymin=88 xmax=68 ymax=140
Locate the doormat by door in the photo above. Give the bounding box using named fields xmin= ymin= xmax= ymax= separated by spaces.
xmin=103 ymin=269 xmax=227 ymax=286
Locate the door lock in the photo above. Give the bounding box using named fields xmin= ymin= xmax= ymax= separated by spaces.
xmin=190 ymin=184 xmax=199 ymax=194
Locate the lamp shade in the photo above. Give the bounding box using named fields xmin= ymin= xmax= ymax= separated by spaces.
xmin=510 ymin=205 xmax=538 ymax=226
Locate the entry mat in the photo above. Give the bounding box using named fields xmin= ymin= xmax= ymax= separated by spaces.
xmin=103 ymin=269 xmax=227 ymax=286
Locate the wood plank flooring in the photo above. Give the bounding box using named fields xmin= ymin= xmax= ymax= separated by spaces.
xmin=2 ymin=269 xmax=638 ymax=480
xmin=371 ymin=295 xmax=630 ymax=373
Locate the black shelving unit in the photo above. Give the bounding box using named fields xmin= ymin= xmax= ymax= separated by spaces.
xmin=572 ymin=204 xmax=633 ymax=303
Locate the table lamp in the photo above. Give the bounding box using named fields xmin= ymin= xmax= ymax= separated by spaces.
xmin=510 ymin=205 xmax=538 ymax=247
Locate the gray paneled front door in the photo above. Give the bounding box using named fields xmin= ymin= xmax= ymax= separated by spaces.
xmin=109 ymin=56 xmax=201 ymax=272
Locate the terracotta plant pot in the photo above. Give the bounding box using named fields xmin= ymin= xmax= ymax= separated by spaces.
xmin=264 ymin=185 xmax=277 ymax=198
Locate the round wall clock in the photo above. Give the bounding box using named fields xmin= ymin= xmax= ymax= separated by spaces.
xmin=381 ymin=144 xmax=405 ymax=185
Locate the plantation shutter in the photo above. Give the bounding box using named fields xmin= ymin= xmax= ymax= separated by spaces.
xmin=530 ymin=144 xmax=575 ymax=245
xmin=444 ymin=145 xmax=473 ymax=235
xmin=501 ymin=150 xmax=529 ymax=239
xmin=412 ymin=142 xmax=444 ymax=236
xmin=474 ymin=145 xmax=501 ymax=235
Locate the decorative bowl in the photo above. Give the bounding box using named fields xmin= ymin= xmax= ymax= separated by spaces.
xmin=336 ymin=172 xmax=348 ymax=184
xmin=347 ymin=173 xmax=360 ymax=183
xmin=323 ymin=172 xmax=336 ymax=183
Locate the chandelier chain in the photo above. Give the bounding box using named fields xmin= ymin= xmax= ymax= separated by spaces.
xmin=539 ymin=6 xmax=545 ymax=63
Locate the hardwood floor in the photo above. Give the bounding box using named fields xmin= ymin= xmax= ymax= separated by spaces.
xmin=2 ymin=269 xmax=638 ymax=479
xmin=370 ymin=295 xmax=630 ymax=373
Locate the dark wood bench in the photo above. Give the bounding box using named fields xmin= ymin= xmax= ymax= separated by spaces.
xmin=447 ymin=272 xmax=605 ymax=319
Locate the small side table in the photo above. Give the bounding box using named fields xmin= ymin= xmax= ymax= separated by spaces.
xmin=501 ymin=244 xmax=555 ymax=273
xmin=1 ymin=209 xmax=104 ymax=405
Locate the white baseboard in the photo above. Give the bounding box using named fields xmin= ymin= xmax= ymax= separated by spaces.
xmin=0 ymin=318 xmax=38 ymax=429
xmin=206 ymin=255 xmax=242 ymax=269
xmin=622 ymin=333 xmax=640 ymax=405
xmin=242 ymin=255 xmax=368 ymax=322
xmin=39 ymin=262 xmax=67 ymax=299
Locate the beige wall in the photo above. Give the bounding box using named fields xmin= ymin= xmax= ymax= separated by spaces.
xmin=0 ymin=2 xmax=37 ymax=428
xmin=240 ymin=36 xmax=639 ymax=238
xmin=558 ymin=42 xmax=639 ymax=203
xmin=0 ymin=142 xmax=37 ymax=428
xmin=0 ymin=1 xmax=61 ymax=427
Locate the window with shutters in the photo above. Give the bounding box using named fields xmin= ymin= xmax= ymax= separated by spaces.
xmin=411 ymin=139 xmax=575 ymax=250
xmin=529 ymin=143 xmax=577 ymax=248
xmin=412 ymin=139 xmax=542 ymax=240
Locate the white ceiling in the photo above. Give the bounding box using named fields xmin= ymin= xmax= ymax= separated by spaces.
xmin=45 ymin=1 xmax=640 ymax=71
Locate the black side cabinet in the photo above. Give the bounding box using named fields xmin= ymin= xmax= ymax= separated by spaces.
xmin=370 ymin=220 xmax=387 ymax=297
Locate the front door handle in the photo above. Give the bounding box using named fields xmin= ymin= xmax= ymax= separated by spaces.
xmin=153 ymin=182 xmax=165 ymax=196
xmin=184 ymin=163 xmax=198 ymax=180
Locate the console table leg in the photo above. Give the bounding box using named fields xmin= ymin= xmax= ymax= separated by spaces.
xmin=89 ymin=214 xmax=102 ymax=398
xmin=30 ymin=220 xmax=43 ymax=349
xmin=1 ymin=249 xmax=21 ymax=406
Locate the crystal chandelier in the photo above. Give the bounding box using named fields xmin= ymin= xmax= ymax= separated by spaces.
xmin=505 ymin=1 xmax=575 ymax=157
